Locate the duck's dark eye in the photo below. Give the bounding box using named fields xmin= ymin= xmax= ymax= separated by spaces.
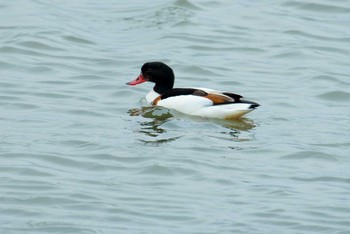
xmin=145 ymin=68 xmax=152 ymax=74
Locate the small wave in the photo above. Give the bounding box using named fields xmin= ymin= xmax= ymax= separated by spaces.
xmin=283 ymin=1 xmax=350 ymax=14
xmin=174 ymin=0 xmax=201 ymax=10
xmin=283 ymin=30 xmax=350 ymax=43
xmin=18 ymin=40 xmax=63 ymax=51
xmin=281 ymin=151 xmax=338 ymax=161
xmin=316 ymin=91 xmax=350 ymax=102
xmin=63 ymin=36 xmax=95 ymax=45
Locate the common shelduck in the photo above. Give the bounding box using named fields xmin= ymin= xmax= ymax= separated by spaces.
xmin=127 ymin=62 xmax=259 ymax=119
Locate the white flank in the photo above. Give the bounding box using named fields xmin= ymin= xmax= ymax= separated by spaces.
xmin=145 ymin=88 xmax=254 ymax=119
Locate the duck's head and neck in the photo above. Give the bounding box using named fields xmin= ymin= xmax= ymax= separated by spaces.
xmin=127 ymin=62 xmax=174 ymax=95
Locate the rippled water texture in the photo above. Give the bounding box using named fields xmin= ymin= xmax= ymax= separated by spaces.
xmin=1 ymin=0 xmax=350 ymax=233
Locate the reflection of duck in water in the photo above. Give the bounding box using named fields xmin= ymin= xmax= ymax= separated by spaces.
xmin=128 ymin=106 xmax=179 ymax=144
xmin=127 ymin=62 xmax=259 ymax=119
xmin=128 ymin=105 xmax=256 ymax=132
xmin=128 ymin=106 xmax=173 ymax=120
xmin=128 ymin=106 xmax=256 ymax=145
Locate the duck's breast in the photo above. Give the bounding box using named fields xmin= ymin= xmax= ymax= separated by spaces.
xmin=146 ymin=90 xmax=160 ymax=103
xmin=157 ymin=94 xmax=213 ymax=114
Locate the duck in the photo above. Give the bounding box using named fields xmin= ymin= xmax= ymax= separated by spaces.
xmin=127 ymin=62 xmax=259 ymax=119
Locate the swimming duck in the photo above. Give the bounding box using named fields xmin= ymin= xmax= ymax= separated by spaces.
xmin=127 ymin=62 xmax=259 ymax=119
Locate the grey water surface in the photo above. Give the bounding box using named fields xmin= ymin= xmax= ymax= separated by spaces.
xmin=1 ymin=0 xmax=350 ymax=233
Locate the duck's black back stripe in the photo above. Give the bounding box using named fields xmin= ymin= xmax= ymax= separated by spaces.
xmin=159 ymin=88 xmax=245 ymax=105
xmin=222 ymin=92 xmax=242 ymax=101
xmin=160 ymin=88 xmax=208 ymax=100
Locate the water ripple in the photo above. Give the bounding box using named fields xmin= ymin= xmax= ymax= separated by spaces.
xmin=1 ymin=0 xmax=350 ymax=233
xmin=316 ymin=91 xmax=350 ymax=102
xmin=281 ymin=151 xmax=338 ymax=161
xmin=283 ymin=1 xmax=350 ymax=14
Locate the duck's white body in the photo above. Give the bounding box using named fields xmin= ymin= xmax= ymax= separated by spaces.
xmin=146 ymin=89 xmax=255 ymax=119
xmin=128 ymin=62 xmax=259 ymax=119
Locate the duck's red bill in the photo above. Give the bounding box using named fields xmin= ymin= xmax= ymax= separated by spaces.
xmin=126 ymin=74 xmax=147 ymax=86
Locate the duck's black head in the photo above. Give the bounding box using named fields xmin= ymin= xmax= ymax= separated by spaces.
xmin=127 ymin=62 xmax=174 ymax=94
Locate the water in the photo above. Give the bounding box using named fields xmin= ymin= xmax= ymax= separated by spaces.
xmin=1 ymin=0 xmax=350 ymax=233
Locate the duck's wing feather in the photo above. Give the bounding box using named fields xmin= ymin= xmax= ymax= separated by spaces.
xmin=153 ymin=88 xmax=243 ymax=105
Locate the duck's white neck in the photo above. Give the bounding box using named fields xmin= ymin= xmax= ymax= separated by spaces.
xmin=146 ymin=89 xmax=160 ymax=103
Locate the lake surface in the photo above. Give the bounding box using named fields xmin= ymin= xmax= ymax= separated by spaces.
xmin=1 ymin=0 xmax=350 ymax=233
